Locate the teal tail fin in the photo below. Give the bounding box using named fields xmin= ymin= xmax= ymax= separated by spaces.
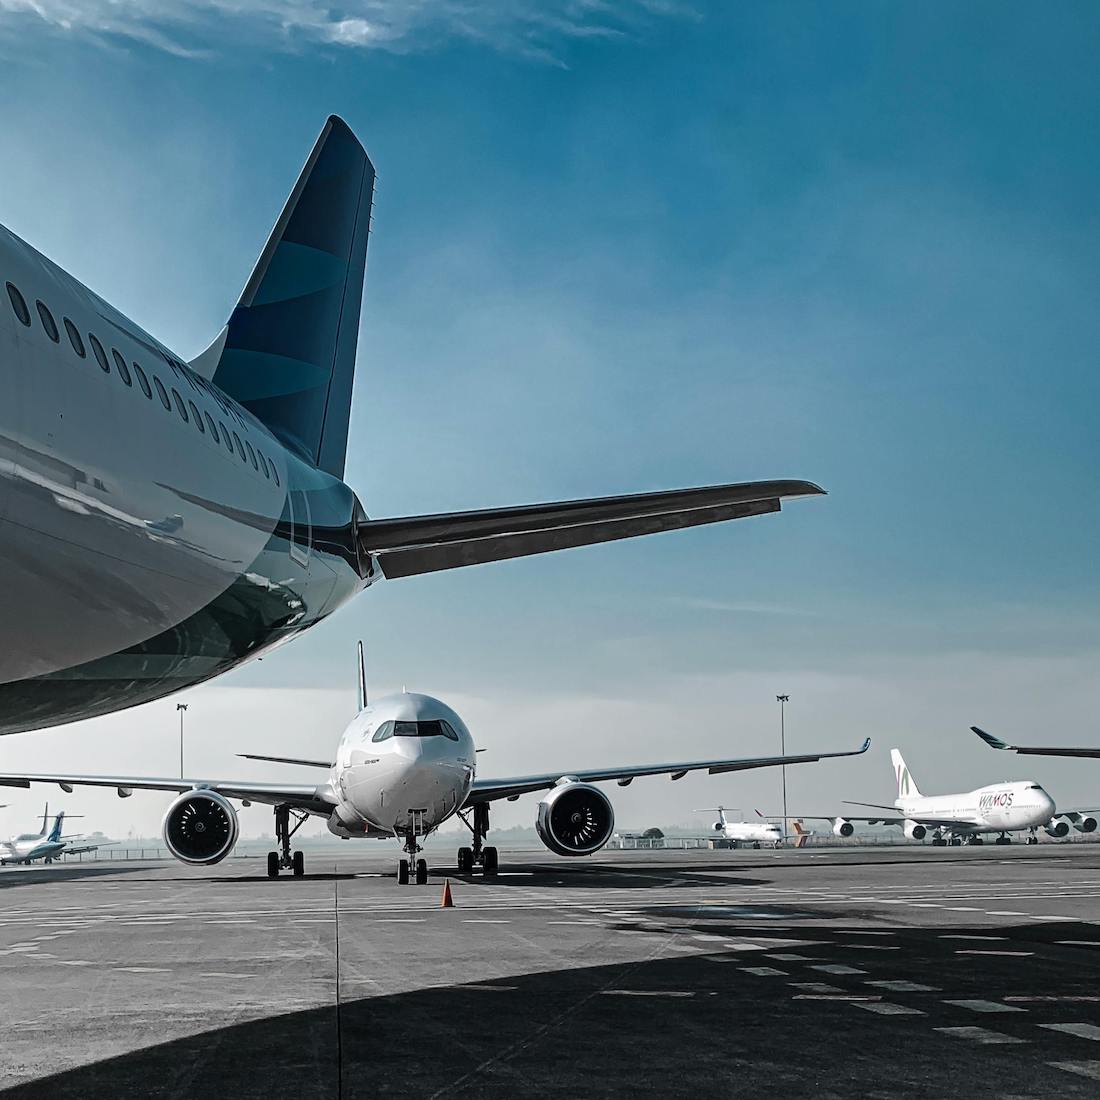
xmin=48 ymin=811 xmax=64 ymax=843
xmin=194 ymin=116 xmax=375 ymax=478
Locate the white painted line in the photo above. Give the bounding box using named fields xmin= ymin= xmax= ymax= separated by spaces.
xmin=1031 ymin=915 xmax=1077 ymax=923
xmin=794 ymin=994 xmax=880 ymax=1002
xmin=1057 ymin=940 xmax=1100 ymax=947
xmin=855 ymin=1002 xmax=925 ymax=1016
xmin=1048 ymin=1061 xmax=1100 ymax=1081
xmin=839 ymin=944 xmax=899 ymax=951
xmin=1007 ymin=996 xmax=1100 ymax=1004
xmin=955 ymin=949 xmax=1033 ymax=957
xmin=767 ymin=953 xmax=814 ymax=962
xmin=943 ymin=907 xmax=982 ymax=912
xmin=867 ymin=980 xmax=939 ymax=993
xmin=941 ymin=934 xmax=1007 ymax=941
xmin=987 ymin=911 xmax=1026 ymax=916
xmin=113 ymin=966 xmax=172 ymax=974
xmin=1041 ymin=1024 xmax=1100 ymax=1041
xmin=811 ymin=964 xmax=867 ymax=976
xmin=461 ymin=920 xmax=510 ymax=924
xmin=909 ymin=903 xmax=943 ymax=908
xmin=601 ymin=990 xmax=695 ymax=998
xmin=789 ymin=982 xmax=844 ymax=994
xmin=461 ymin=985 xmax=518 ymax=992
xmin=742 ymin=966 xmax=786 ymax=977
xmin=943 ymin=999 xmax=1025 ymax=1014
xmin=724 ymin=942 xmax=767 ymax=952
xmin=935 ymin=1027 xmax=1027 ymax=1045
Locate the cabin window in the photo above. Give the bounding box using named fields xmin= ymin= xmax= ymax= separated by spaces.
xmin=232 ymin=431 xmax=247 ymax=462
xmin=171 ymin=388 xmax=189 ymax=423
xmin=153 ymin=376 xmax=171 ymax=411
xmin=204 ymin=412 xmax=220 ymax=443
xmin=245 ymin=440 xmax=258 ymax=470
xmin=257 ymin=450 xmax=269 ymax=479
xmin=111 ymin=350 xmax=132 ymax=387
xmin=6 ymin=283 xmax=30 ymax=326
xmin=36 ymin=301 xmax=59 ymax=342
xmin=189 ymin=401 xmax=204 ymax=432
xmin=63 ymin=318 xmax=86 ymax=358
xmin=88 ymin=334 xmax=110 ymax=373
xmin=219 ymin=421 xmax=233 ymax=452
xmin=270 ymin=459 xmax=280 ymax=487
xmin=133 ymin=362 xmax=152 ymax=399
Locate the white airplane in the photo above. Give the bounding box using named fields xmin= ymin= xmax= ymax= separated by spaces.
xmin=696 ymin=807 xmax=784 ymax=848
xmin=824 ymin=748 xmax=1057 ymax=846
xmin=0 ymin=115 xmax=823 ymax=737
xmin=970 ymin=727 xmax=1100 ymax=837
xmin=0 ymin=646 xmax=870 ymax=881
xmin=0 ymin=805 xmax=99 ymax=865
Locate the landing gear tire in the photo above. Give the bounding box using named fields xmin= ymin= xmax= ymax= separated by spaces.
xmin=995 ymin=835 xmax=1011 ymax=846
xmin=483 ymin=846 xmax=499 ymax=875
xmin=292 ymin=850 xmax=305 ymax=877
xmin=267 ymin=852 xmax=279 ymax=878
xmin=932 ymin=838 xmax=947 ymax=847
xmin=1026 ymin=836 xmax=1039 ymax=846
xmin=398 ymin=858 xmax=410 ymax=885
xmin=457 ymin=847 xmax=473 ymax=873
xmin=949 ymin=837 xmax=962 ymax=846
xmin=415 ymin=858 xmax=428 ymax=885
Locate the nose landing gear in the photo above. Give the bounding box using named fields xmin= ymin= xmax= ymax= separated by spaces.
xmin=267 ymin=804 xmax=308 ymax=878
xmin=457 ymin=803 xmax=498 ymax=876
xmin=397 ymin=810 xmax=430 ymax=885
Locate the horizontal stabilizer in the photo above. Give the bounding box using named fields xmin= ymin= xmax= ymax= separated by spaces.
xmin=360 ymin=479 xmax=824 ymax=579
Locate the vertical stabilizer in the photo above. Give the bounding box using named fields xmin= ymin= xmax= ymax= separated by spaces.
xmin=891 ymin=749 xmax=922 ymax=800
xmin=356 ymin=640 xmax=367 ymax=712
xmin=196 ymin=116 xmax=375 ymax=477
xmin=48 ymin=811 xmax=64 ymax=843
xmin=41 ymin=803 xmax=48 ymax=837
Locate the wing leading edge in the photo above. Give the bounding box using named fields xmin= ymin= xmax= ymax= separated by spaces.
xmin=466 ymin=738 xmax=870 ymax=806
xmin=360 ymin=479 xmax=825 ymax=579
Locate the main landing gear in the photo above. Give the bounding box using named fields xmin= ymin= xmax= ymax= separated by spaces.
xmin=994 ymin=832 xmax=1013 ymax=846
xmin=456 ymin=803 xmax=498 ymax=876
xmin=1026 ymin=829 xmax=1039 ymax=846
xmin=966 ymin=836 xmax=985 ymax=846
xmin=267 ymin=804 xmax=307 ymax=878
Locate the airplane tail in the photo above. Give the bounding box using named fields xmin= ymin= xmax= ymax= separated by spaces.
xmin=192 ymin=116 xmax=375 ymax=478
xmin=790 ymin=820 xmax=811 ymax=848
xmin=47 ymin=811 xmax=64 ymax=843
xmin=890 ymin=749 xmax=922 ymax=799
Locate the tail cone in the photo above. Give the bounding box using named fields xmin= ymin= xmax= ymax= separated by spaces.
xmin=441 ymin=879 xmax=454 ymax=908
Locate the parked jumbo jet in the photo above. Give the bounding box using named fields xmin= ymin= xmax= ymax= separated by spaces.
xmin=822 ymin=749 xmax=1060 ymax=846
xmin=0 ymin=116 xmax=822 ymax=737
xmin=0 ymin=646 xmax=869 ymax=881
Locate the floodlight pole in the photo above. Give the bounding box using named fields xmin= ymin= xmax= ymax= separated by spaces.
xmin=777 ymin=695 xmax=790 ymax=846
xmin=177 ymin=703 xmax=188 ymax=779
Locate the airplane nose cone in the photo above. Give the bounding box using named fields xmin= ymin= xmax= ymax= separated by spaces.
xmin=1042 ymin=791 xmax=1056 ymax=818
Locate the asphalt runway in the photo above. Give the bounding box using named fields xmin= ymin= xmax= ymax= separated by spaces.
xmin=4 ymin=844 xmax=1100 ymax=1098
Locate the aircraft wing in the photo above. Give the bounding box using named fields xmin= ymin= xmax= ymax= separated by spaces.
xmin=0 ymin=773 xmax=337 ymax=816
xmin=359 ymin=479 xmax=825 ymax=579
xmin=835 ymin=803 xmax=983 ymax=828
xmin=465 ymin=739 xmax=870 ymax=805
xmin=972 ymin=726 xmax=1100 ymax=758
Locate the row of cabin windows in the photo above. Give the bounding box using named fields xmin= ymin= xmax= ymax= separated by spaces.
xmin=5 ymin=280 xmax=279 ymax=487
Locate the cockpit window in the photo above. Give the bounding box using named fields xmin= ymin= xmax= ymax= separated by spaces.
xmin=395 ymin=720 xmax=460 ymax=741
xmin=371 ymin=721 xmax=394 ymax=743
xmin=1027 ymin=784 xmax=1042 ymax=790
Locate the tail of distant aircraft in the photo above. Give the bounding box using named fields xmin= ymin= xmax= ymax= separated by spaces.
xmin=891 ymin=749 xmax=922 ymax=800
xmin=47 ymin=810 xmax=64 ymax=843
xmin=790 ymin=820 xmax=811 ymax=848
xmin=191 ymin=116 xmax=375 ymax=479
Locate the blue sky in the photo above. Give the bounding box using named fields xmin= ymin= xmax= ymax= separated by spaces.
xmin=2 ymin=3 xmax=1100 ymax=837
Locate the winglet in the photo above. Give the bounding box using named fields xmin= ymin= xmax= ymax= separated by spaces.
xmin=858 ymin=737 xmax=871 ymax=754
xmin=971 ymin=726 xmax=1012 ymax=750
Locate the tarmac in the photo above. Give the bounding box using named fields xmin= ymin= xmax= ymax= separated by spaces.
xmin=3 ymin=843 xmax=1100 ymax=1098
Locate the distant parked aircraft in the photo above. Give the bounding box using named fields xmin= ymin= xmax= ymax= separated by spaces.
xmin=0 ymin=805 xmax=99 ymax=864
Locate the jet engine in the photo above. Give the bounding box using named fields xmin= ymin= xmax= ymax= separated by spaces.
xmin=162 ymin=790 xmax=239 ymax=865
xmin=903 ymin=820 xmax=927 ymax=841
xmin=1074 ymin=815 xmax=1098 ymax=834
xmin=832 ymin=818 xmax=854 ymax=838
xmin=536 ymin=782 xmax=615 ymax=856
xmin=1045 ymin=817 xmax=1070 ymax=838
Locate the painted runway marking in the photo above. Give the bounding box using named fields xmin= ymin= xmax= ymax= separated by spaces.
xmin=1058 ymin=940 xmax=1100 ymax=947
xmin=742 ymin=966 xmax=785 ymax=977
xmin=789 ymin=982 xmax=844 ymax=994
xmin=867 ymin=980 xmax=939 ymax=993
xmin=113 ymin=966 xmax=172 ymax=974
xmin=955 ymin=949 xmax=1034 ymax=957
xmin=941 ymin=934 xmax=1006 ymax=941
xmin=461 ymin=920 xmax=510 ymax=924
xmin=767 ymin=953 xmax=814 ymax=962
xmin=855 ymin=1002 xmax=925 ymax=1016
xmin=987 ymin=911 xmax=1027 ymax=917
xmin=1042 ymin=1024 xmax=1100 ymax=1040
xmin=811 ymin=964 xmax=866 ymax=976
xmin=1048 ymin=1061 xmax=1100 ymax=1081
xmin=1007 ymin=996 xmax=1100 ymax=1004
xmin=943 ymin=1000 xmax=1024 ymax=1014
xmin=935 ymin=1027 xmax=1027 ymax=1044
xmin=601 ymin=990 xmax=695 ymax=998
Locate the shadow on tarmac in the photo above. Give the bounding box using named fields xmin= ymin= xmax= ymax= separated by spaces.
xmin=6 ymin=921 xmax=1100 ymax=1099
xmin=0 ymin=865 xmax=150 ymax=889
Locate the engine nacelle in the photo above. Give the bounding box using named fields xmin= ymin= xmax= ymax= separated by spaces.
xmin=1045 ymin=817 xmax=1070 ymax=838
xmin=1074 ymin=816 xmax=1098 ymax=834
xmin=162 ymin=790 xmax=239 ymax=865
xmin=536 ymin=782 xmax=615 ymax=856
xmin=832 ymin=818 xmax=854 ymax=838
xmin=903 ymin=820 xmax=927 ymax=841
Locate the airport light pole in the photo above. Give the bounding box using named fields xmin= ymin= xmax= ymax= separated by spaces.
xmin=177 ymin=703 xmax=188 ymax=779
xmin=777 ymin=695 xmax=789 ymax=846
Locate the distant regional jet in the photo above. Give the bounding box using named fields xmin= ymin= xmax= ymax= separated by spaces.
xmin=695 ymin=807 xmax=784 ymax=848
xmin=0 ymin=646 xmax=869 ymax=881
xmin=815 ymin=748 xmax=1069 ymax=846
xmin=0 ymin=116 xmax=823 ymax=736
xmin=0 ymin=805 xmax=100 ymax=865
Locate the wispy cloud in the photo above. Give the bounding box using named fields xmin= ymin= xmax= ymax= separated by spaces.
xmin=0 ymin=0 xmax=692 ymax=62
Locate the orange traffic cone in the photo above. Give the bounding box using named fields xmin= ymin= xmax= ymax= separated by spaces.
xmin=441 ymin=878 xmax=454 ymax=908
